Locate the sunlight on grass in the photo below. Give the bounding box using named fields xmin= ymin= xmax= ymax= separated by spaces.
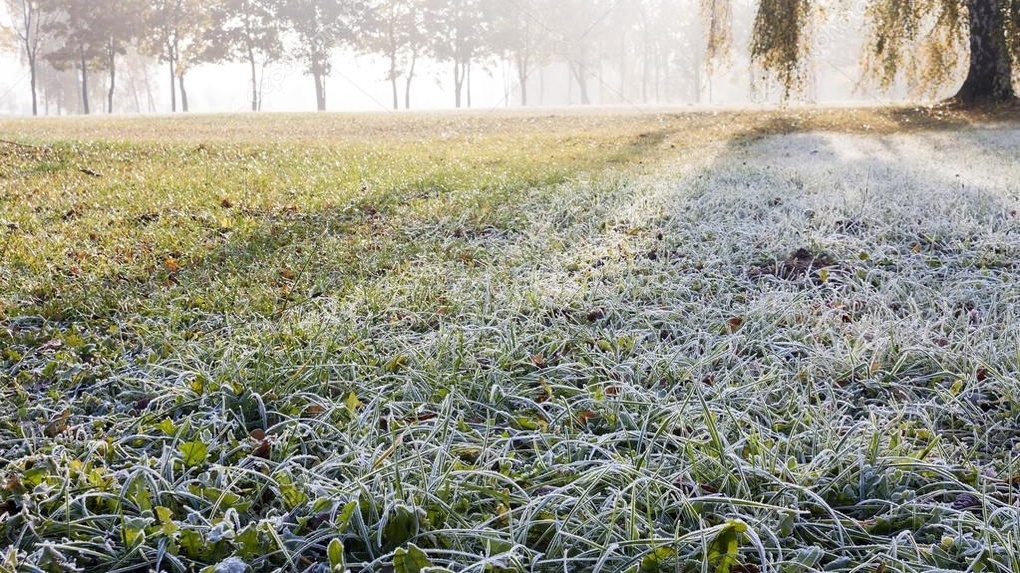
xmin=1 ymin=108 xmax=1019 ymax=572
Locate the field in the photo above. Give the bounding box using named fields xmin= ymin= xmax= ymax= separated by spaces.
xmin=1 ymin=106 xmax=1019 ymax=573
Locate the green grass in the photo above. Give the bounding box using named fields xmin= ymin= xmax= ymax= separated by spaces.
xmin=1 ymin=107 xmax=1019 ymax=573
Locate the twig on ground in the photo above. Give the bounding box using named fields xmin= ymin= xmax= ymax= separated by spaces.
xmin=0 ymin=139 xmax=51 ymax=152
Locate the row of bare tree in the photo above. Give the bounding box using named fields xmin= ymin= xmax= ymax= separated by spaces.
xmin=2 ymin=0 xmax=718 ymax=115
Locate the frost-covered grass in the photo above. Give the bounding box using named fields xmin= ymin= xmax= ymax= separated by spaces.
xmin=1 ymin=108 xmax=1019 ymax=573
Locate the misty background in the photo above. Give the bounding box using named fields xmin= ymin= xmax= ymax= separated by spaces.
xmin=0 ymin=0 xmax=938 ymax=116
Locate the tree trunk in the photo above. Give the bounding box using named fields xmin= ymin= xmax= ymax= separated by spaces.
xmin=389 ymin=50 xmax=399 ymax=110
xmin=80 ymin=50 xmax=90 ymax=115
xmin=517 ymin=53 xmax=528 ymax=106
xmin=168 ymin=58 xmax=177 ymax=113
xmin=178 ymin=74 xmax=189 ymax=112
xmin=570 ymin=60 xmax=591 ymax=105
xmin=130 ymin=73 xmax=141 ymax=113
xmin=142 ymin=62 xmax=156 ymax=112
xmin=954 ymin=0 xmax=1015 ymax=104
xmin=107 ymin=39 xmax=116 ymax=114
xmin=247 ymin=43 xmax=259 ymax=112
xmin=314 ymin=71 xmax=326 ymax=111
xmin=453 ymin=60 xmax=464 ymax=108
xmin=404 ymin=52 xmax=417 ymax=110
xmin=29 ymin=54 xmax=39 ymax=116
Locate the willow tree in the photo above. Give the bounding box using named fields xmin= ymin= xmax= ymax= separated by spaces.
xmin=865 ymin=0 xmax=1016 ymax=104
xmin=724 ymin=0 xmax=1018 ymax=105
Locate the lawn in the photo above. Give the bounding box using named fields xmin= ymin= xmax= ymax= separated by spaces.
xmin=1 ymin=106 xmax=1019 ymax=573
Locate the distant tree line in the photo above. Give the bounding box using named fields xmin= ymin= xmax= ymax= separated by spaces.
xmin=2 ymin=0 xmax=1017 ymax=115
xmin=1 ymin=0 xmax=706 ymax=114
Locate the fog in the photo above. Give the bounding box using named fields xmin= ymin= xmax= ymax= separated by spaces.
xmin=0 ymin=0 xmax=944 ymax=116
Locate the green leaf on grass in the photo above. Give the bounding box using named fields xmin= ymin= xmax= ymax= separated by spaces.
xmin=382 ymin=504 xmax=421 ymax=549
xmin=345 ymin=391 xmax=362 ymax=415
xmin=179 ymin=529 xmax=206 ymax=559
xmin=156 ymin=506 xmax=179 ymax=536
xmin=640 ymin=546 xmax=676 ymax=572
xmin=273 ymin=473 xmax=308 ymax=509
xmin=127 ymin=476 xmax=152 ymax=512
xmin=336 ymin=500 xmax=359 ymax=531
xmin=707 ymin=520 xmax=747 ymax=573
xmin=234 ymin=525 xmax=261 ymax=559
xmin=383 ymin=355 xmax=408 ymax=373
xmin=179 ymin=441 xmax=209 ymax=468
xmin=121 ymin=516 xmax=150 ymax=548
xmin=393 ymin=543 xmax=432 ymax=573
xmin=327 ymin=538 xmax=345 ymax=572
xmin=157 ymin=418 xmax=177 ymax=436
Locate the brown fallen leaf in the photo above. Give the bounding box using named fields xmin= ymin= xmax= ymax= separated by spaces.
xmin=726 ymin=316 xmax=744 ymax=333
xmin=44 ymin=410 xmax=71 ymax=438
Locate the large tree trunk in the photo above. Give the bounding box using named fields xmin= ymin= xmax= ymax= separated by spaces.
xmin=313 ymin=70 xmax=326 ymax=111
xmin=953 ymin=0 xmax=1016 ymax=104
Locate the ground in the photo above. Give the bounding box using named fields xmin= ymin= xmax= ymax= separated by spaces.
xmin=1 ymin=107 xmax=1019 ymax=572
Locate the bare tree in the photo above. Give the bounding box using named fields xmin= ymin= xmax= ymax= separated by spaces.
xmin=143 ymin=0 xmax=209 ymax=112
xmin=425 ymin=0 xmax=489 ymax=108
xmin=206 ymin=0 xmax=283 ymax=112
xmin=42 ymin=0 xmax=142 ymax=114
xmin=488 ymin=0 xmax=551 ymax=106
xmin=277 ymin=0 xmax=364 ymax=112
xmin=361 ymin=0 xmax=427 ymax=110
xmin=4 ymin=0 xmax=58 ymax=115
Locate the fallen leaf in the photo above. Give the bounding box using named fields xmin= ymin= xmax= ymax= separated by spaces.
xmin=252 ymin=440 xmax=271 ymax=459
xmin=951 ymin=493 xmax=981 ymax=511
xmin=44 ymin=410 xmax=71 ymax=437
xmin=2 ymin=474 xmax=20 ymax=492
xmin=726 ymin=317 xmax=744 ymax=333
